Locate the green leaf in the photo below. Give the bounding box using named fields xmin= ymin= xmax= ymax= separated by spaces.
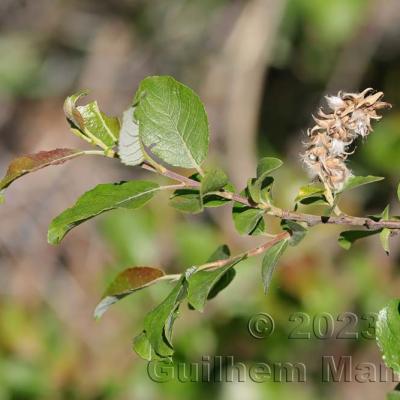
xmin=261 ymin=239 xmax=289 ymax=294
xmin=387 ymin=391 xmax=400 ymax=400
xmin=143 ymin=277 xmax=188 ymax=357
xmin=132 ymin=331 xmax=172 ymax=361
xmin=48 ymin=180 xmax=159 ymax=244
xmin=118 ymin=107 xmax=145 ymax=166
xmin=281 ymin=220 xmax=307 ymax=246
xmin=248 ymin=176 xmax=274 ymax=205
xmin=256 ymin=157 xmax=283 ymax=177
xmin=134 ymin=76 xmax=209 ymax=170
xmin=294 ymin=184 xmax=328 ymax=205
xmin=338 ymin=229 xmax=382 ymax=250
xmin=339 ymin=175 xmax=384 ymax=193
xmin=64 ymin=91 xmax=120 ymax=151
xmin=169 ymin=189 xmax=203 ymax=213
xmin=203 ymin=182 xmax=235 ymax=208
xmin=0 ymin=149 xmax=83 ymax=192
xmin=232 ymin=205 xmax=265 ymax=235
xmin=201 ymin=168 xmax=228 ymax=196
xmin=132 ymin=332 xmax=153 ymax=361
xmin=188 ymin=246 xmax=244 ymax=311
xmin=94 ymin=266 xmax=165 ymax=319
xmin=376 ymin=299 xmax=400 ymax=374
xmin=247 ymin=157 xmax=283 ymax=204
xmin=232 ymin=189 xmax=265 ymax=235
xmin=398 ymin=183 xmax=400 ymax=202
xmin=380 ymin=205 xmax=391 ymax=255
xmin=381 ymin=229 xmax=391 ymax=255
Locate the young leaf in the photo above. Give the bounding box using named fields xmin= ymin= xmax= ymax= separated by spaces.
xmin=132 ymin=332 xmax=153 ymax=361
xmin=261 ymin=238 xmax=289 ymax=294
xmin=94 ymin=266 xmax=165 ymax=319
xmin=232 ymin=204 xmax=265 ymax=235
xmin=64 ymin=91 xmax=120 ymax=151
xmin=134 ymin=76 xmax=209 ymax=171
xmin=48 ymin=180 xmax=159 ymax=244
xmin=169 ymin=189 xmax=203 ymax=213
xmin=203 ymin=181 xmax=235 ymax=208
xmin=380 ymin=205 xmax=391 ymax=255
xmin=248 ymin=157 xmax=283 ymax=204
xmin=339 ymin=175 xmax=384 ymax=193
xmin=0 ymin=149 xmax=83 ymax=192
xmin=187 ymin=245 xmax=244 ymax=311
xmin=200 ymin=168 xmax=228 ymax=196
xmin=281 ymin=220 xmax=307 ymax=246
xmin=338 ymin=229 xmax=381 ymax=250
xmin=248 ymin=176 xmax=274 ymax=205
xmin=294 ymin=184 xmax=328 ymax=206
xmin=376 ymin=299 xmax=400 ymax=374
xmin=143 ymin=277 xmax=188 ymax=357
xmin=256 ymin=157 xmax=283 ymax=178
xmin=232 ymin=189 xmax=265 ymax=235
xmin=118 ymin=107 xmax=145 ymax=166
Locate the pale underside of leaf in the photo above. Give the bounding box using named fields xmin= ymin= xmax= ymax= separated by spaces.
xmin=94 ymin=266 xmax=165 ymax=319
xmin=118 ymin=107 xmax=145 ymax=166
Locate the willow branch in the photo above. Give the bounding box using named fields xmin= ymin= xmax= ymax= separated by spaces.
xmin=139 ymin=160 xmax=400 ymax=231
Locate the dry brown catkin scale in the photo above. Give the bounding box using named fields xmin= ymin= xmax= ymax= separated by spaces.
xmin=302 ymin=88 xmax=391 ymax=192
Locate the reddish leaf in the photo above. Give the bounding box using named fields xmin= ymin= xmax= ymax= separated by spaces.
xmin=0 ymin=149 xmax=83 ymax=191
xmin=94 ymin=266 xmax=165 ymax=319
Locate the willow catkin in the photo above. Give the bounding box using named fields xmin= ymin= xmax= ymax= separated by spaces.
xmin=302 ymin=88 xmax=391 ymax=192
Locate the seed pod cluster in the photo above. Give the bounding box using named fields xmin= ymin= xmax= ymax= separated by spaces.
xmin=302 ymin=88 xmax=391 ymax=192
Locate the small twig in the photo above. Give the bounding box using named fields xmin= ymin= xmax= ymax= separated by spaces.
xmin=151 ymin=232 xmax=291 ymax=286
xmin=197 ymin=231 xmax=290 ymax=272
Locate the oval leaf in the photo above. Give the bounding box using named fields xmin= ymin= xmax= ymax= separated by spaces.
xmin=201 ymin=168 xmax=228 ymax=196
xmin=143 ymin=277 xmax=188 ymax=357
xmin=134 ymin=76 xmax=209 ymax=170
xmin=338 ymin=229 xmax=381 ymax=250
xmin=188 ymin=261 xmax=242 ymax=312
xmin=0 ymin=149 xmax=83 ymax=193
xmin=339 ymin=175 xmax=384 ymax=193
xmin=261 ymin=239 xmax=289 ymax=294
xmin=169 ymin=189 xmax=203 ymax=214
xmin=294 ymin=183 xmax=328 ymax=205
xmin=248 ymin=157 xmax=282 ymax=204
xmin=256 ymin=157 xmax=283 ymax=178
xmin=281 ymin=220 xmax=308 ymax=246
xmin=232 ymin=189 xmax=265 ymax=235
xmin=187 ymin=245 xmax=243 ymax=311
xmin=118 ymin=107 xmax=145 ymax=166
xmin=48 ymin=180 xmax=159 ymax=244
xmin=94 ymin=266 xmax=165 ymax=319
xmin=376 ymin=299 xmax=400 ymax=374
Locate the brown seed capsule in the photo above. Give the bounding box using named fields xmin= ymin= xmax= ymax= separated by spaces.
xmin=302 ymin=88 xmax=391 ymax=191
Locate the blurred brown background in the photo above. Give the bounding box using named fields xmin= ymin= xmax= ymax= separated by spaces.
xmin=1 ymin=0 xmax=400 ymax=399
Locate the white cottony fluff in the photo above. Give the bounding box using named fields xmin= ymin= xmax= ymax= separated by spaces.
xmin=330 ymin=139 xmax=347 ymax=156
xmin=325 ymin=96 xmax=346 ymax=111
